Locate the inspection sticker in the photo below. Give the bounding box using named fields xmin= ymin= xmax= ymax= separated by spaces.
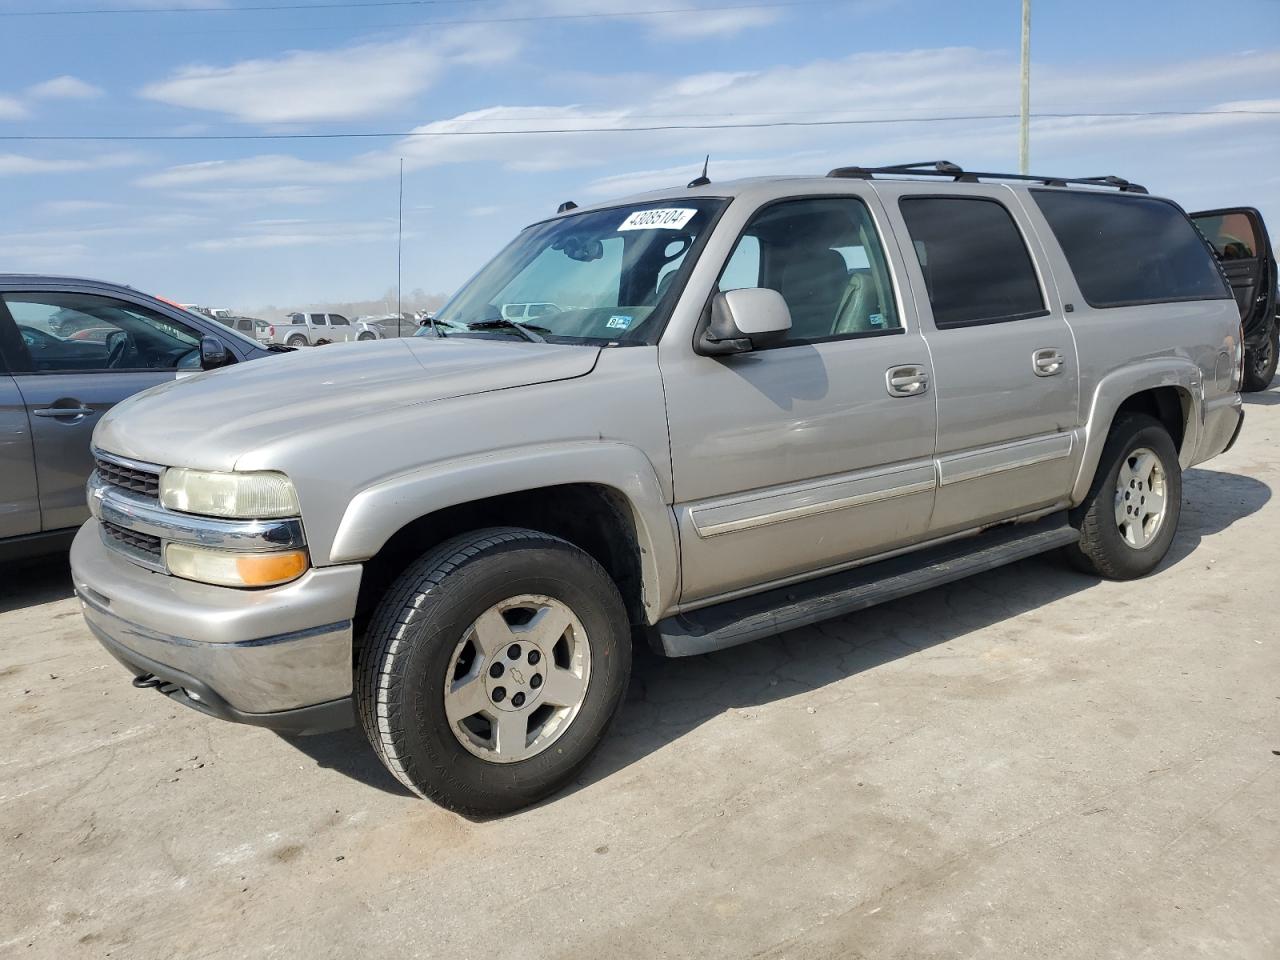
xmin=617 ymin=208 xmax=697 ymax=231
xmin=606 ymin=315 xmax=633 ymax=329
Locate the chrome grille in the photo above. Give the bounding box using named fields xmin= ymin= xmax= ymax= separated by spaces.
xmin=94 ymin=455 xmax=160 ymax=498
xmin=102 ymin=520 xmax=162 ymax=559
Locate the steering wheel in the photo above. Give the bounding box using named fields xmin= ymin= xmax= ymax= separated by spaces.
xmin=105 ymin=330 xmax=133 ymax=369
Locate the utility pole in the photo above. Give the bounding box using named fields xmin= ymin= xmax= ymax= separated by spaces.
xmin=1019 ymin=0 xmax=1031 ymax=174
xmin=397 ymin=158 xmax=404 ymax=319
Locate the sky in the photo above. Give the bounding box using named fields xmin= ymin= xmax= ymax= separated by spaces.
xmin=1 ymin=0 xmax=1278 ymax=310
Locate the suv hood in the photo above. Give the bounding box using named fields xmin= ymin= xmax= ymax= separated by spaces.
xmin=95 ymin=337 xmax=601 ymax=469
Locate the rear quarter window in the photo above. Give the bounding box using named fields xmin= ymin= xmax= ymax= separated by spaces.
xmin=1031 ymin=190 xmax=1229 ymax=308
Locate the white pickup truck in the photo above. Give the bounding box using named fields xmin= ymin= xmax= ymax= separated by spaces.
xmin=280 ymin=312 xmax=381 ymax=346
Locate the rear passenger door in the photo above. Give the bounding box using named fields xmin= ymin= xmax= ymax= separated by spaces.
xmin=879 ymin=186 xmax=1080 ymax=535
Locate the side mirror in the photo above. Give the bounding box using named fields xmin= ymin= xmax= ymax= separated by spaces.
xmin=199 ymin=335 xmax=230 ymax=370
xmin=696 ymin=288 xmax=792 ymax=356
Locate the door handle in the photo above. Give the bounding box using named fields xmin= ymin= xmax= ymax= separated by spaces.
xmin=33 ymin=405 xmax=94 ymax=419
xmin=886 ymin=365 xmax=929 ymax=397
xmin=1032 ymin=349 xmax=1065 ymax=377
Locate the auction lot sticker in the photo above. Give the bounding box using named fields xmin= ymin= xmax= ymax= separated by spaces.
xmin=618 ymin=208 xmax=697 ymax=231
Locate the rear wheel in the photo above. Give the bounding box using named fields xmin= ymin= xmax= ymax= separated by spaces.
xmin=286 ymin=334 xmax=307 ymax=347
xmin=355 ymin=528 xmax=630 ymax=814
xmin=1068 ymin=413 xmax=1181 ymax=579
xmin=357 ymin=331 xmax=376 ymax=341
xmin=1241 ymin=320 xmax=1278 ymax=392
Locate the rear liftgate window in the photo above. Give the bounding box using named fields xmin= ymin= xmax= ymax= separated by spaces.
xmin=1032 ymin=190 xmax=1230 ymax=308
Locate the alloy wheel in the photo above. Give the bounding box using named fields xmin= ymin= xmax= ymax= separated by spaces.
xmin=443 ymin=594 xmax=591 ymax=763
xmin=1114 ymin=447 xmax=1167 ymax=549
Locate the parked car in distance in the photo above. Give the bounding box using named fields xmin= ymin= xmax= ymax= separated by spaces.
xmin=1190 ymin=207 xmax=1277 ymax=392
xmin=280 ymin=312 xmax=382 ymax=346
xmin=501 ymin=301 xmax=561 ymax=323
xmin=76 ymin=161 xmax=1248 ymax=814
xmin=213 ymin=314 xmax=276 ymax=346
xmin=353 ymin=313 xmax=417 ymax=338
xmin=0 ymin=275 xmax=274 ymax=561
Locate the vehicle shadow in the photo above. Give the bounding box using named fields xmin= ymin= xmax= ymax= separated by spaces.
xmin=0 ymin=555 xmax=74 ymax=615
xmin=280 ymin=726 xmax=414 ymax=797
xmin=554 ymin=465 xmax=1271 ymax=812
xmin=1242 ymin=389 xmax=1280 ymax=406
xmin=265 ymin=466 xmax=1275 ymax=810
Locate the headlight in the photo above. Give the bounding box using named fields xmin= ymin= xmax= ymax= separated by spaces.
xmin=166 ymin=543 xmax=309 ymax=588
xmin=160 ymin=468 xmax=300 ymax=519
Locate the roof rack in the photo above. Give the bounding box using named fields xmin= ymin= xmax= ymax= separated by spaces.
xmin=826 ymin=160 xmax=1148 ymax=194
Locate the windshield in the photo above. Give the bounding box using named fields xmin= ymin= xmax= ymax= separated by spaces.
xmin=435 ymin=198 xmax=727 ymax=344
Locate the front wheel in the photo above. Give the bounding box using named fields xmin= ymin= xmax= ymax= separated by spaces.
xmin=1067 ymin=413 xmax=1182 ymax=580
xmin=1241 ymin=320 xmax=1278 ymax=393
xmin=355 ymin=528 xmax=631 ymax=814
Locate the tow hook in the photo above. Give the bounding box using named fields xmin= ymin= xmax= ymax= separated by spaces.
xmin=132 ymin=673 xmax=165 ymax=690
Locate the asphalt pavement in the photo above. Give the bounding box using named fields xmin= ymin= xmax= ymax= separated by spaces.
xmin=3 ymin=391 xmax=1278 ymax=959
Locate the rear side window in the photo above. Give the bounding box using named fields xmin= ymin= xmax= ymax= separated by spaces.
xmin=898 ymin=196 xmax=1046 ymax=328
xmin=1032 ymin=190 xmax=1229 ymax=308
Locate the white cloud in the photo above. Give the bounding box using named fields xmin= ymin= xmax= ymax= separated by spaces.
xmin=0 ymin=241 xmax=91 ymax=266
xmin=0 ymin=96 xmax=25 ymax=120
xmin=467 ymin=205 xmax=503 ymax=217
xmin=137 ymin=47 xmax=1280 ymax=221
xmin=173 ymin=185 xmax=333 ymax=206
xmin=140 ymin=26 xmax=520 ymax=124
xmin=379 ymin=47 xmax=1280 ymax=182
xmin=27 ymin=76 xmax=104 ymax=100
xmin=0 ymin=152 xmax=142 ymax=176
xmin=189 ymin=218 xmax=396 ymax=252
xmin=537 ymin=0 xmax=781 ymax=38
xmin=42 ymin=199 xmax=123 ymax=215
xmin=137 ymin=153 xmax=384 ymax=187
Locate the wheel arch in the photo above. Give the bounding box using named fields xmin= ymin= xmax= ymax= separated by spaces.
xmin=1071 ymin=360 xmax=1202 ymax=504
xmin=333 ymin=442 xmax=680 ymax=632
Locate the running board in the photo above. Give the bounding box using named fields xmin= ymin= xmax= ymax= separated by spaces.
xmin=655 ymin=512 xmax=1079 ymax=657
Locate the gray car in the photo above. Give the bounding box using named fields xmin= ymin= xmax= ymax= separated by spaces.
xmin=0 ymin=276 xmax=273 ymax=561
xmin=72 ymin=163 xmax=1250 ymax=813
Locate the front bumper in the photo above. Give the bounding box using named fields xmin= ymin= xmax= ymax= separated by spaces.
xmin=72 ymin=521 xmax=361 ymax=733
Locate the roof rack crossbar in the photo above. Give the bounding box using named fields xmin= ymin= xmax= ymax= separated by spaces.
xmin=826 ymin=160 xmax=1147 ymax=194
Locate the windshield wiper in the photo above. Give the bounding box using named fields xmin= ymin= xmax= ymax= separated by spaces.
xmin=465 ymin=318 xmax=549 ymax=343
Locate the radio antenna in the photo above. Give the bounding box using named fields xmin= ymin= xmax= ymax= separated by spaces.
xmin=687 ymin=155 xmax=710 ymax=188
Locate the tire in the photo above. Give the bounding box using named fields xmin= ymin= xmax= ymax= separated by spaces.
xmin=357 ymin=332 xmax=376 ymax=341
xmin=286 ymin=335 xmax=307 ymax=347
xmin=1241 ymin=320 xmax=1278 ymax=393
xmin=355 ymin=527 xmax=631 ymax=814
xmin=1067 ymin=413 xmax=1181 ymax=580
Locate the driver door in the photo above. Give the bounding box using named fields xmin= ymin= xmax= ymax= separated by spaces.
xmin=0 ymin=291 xmax=202 ymax=531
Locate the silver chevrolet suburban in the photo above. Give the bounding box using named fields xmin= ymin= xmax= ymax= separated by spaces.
xmin=71 ymin=162 xmax=1249 ymax=814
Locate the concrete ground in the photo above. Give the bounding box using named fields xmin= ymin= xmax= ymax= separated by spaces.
xmin=3 ymin=397 xmax=1279 ymax=960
